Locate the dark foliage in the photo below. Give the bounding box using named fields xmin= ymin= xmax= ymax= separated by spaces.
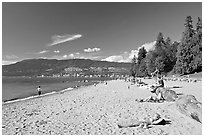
xmin=130 ymin=55 xmax=138 ymax=78
xmin=174 ymin=16 xmax=202 ymax=74
xmin=132 ymin=16 xmax=201 ymax=77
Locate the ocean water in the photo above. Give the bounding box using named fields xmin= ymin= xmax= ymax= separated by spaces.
xmin=2 ymin=77 xmax=113 ymax=102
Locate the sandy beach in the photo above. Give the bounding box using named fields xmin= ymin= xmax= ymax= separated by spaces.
xmin=2 ymin=79 xmax=202 ymax=135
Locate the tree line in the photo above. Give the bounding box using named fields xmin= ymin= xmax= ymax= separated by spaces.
xmin=131 ymin=16 xmax=202 ymax=78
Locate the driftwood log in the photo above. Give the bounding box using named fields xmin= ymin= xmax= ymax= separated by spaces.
xmin=154 ymin=88 xmax=202 ymax=123
xmin=176 ymin=95 xmax=202 ymax=123
xmin=155 ymin=87 xmax=178 ymax=102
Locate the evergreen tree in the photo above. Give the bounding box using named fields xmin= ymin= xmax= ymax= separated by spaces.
xmin=169 ymin=41 xmax=179 ymax=67
xmin=138 ymin=58 xmax=148 ymax=77
xmin=192 ymin=17 xmax=202 ymax=72
xmin=156 ymin=32 xmax=165 ymax=45
xmin=165 ymin=37 xmax=172 ymax=47
xmin=130 ymin=55 xmax=138 ymax=83
xmin=155 ymin=32 xmax=166 ymax=56
xmin=163 ymin=38 xmax=178 ymax=72
xmin=196 ymin=17 xmax=202 ymax=32
xmin=175 ymin=16 xmax=195 ymax=74
xmin=137 ymin=47 xmax=147 ymax=65
xmin=183 ymin=16 xmax=195 ymax=40
xmin=145 ymin=50 xmax=157 ymax=75
xmin=155 ymin=56 xmax=165 ymax=73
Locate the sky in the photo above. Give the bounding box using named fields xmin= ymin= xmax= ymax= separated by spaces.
xmin=2 ymin=2 xmax=202 ymax=65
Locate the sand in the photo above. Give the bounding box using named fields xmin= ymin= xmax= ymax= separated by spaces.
xmin=2 ymin=79 xmax=202 ymax=135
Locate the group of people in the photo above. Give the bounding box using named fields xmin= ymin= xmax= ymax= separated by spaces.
xmin=135 ymin=68 xmax=167 ymax=103
xmin=135 ymin=75 xmax=165 ymax=103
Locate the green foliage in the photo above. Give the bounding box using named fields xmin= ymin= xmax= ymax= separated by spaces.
xmin=130 ymin=55 xmax=138 ymax=78
xmin=145 ymin=32 xmax=177 ymax=75
xmin=137 ymin=47 xmax=147 ymax=64
xmin=130 ymin=16 xmax=201 ymax=77
xmin=145 ymin=50 xmax=157 ymax=75
xmin=155 ymin=56 xmax=165 ymax=72
xmin=193 ymin=17 xmax=202 ymax=72
xmin=174 ymin=16 xmax=202 ymax=74
xmin=137 ymin=58 xmax=148 ymax=77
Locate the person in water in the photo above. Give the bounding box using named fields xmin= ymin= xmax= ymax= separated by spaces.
xmin=37 ymin=86 xmax=42 ymax=96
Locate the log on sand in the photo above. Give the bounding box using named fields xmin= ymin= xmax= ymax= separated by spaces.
xmin=155 ymin=87 xmax=178 ymax=102
xmin=176 ymin=95 xmax=202 ymax=123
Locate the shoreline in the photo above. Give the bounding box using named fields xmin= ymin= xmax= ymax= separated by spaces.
xmin=2 ymin=81 xmax=99 ymax=105
xmin=2 ymin=79 xmax=114 ymax=105
xmin=2 ymin=76 xmax=115 ymax=103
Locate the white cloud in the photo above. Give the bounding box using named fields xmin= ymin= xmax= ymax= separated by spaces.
xmin=25 ymin=50 xmax=49 ymax=55
xmin=126 ymin=41 xmax=156 ymax=62
xmin=84 ymin=47 xmax=101 ymax=53
xmin=5 ymin=55 xmax=19 ymax=59
xmin=102 ymin=50 xmax=138 ymax=63
xmin=102 ymin=41 xmax=156 ymax=63
xmin=75 ymin=52 xmax=80 ymax=55
xmin=54 ymin=50 xmax=60 ymax=53
xmin=140 ymin=41 xmax=156 ymax=51
xmin=69 ymin=53 xmax=74 ymax=58
xmin=37 ymin=50 xmax=48 ymax=54
xmin=63 ymin=55 xmax=68 ymax=58
xmin=2 ymin=60 xmax=17 ymax=65
xmin=48 ymin=34 xmax=82 ymax=46
xmin=128 ymin=50 xmax=138 ymax=59
xmin=102 ymin=55 xmax=125 ymax=62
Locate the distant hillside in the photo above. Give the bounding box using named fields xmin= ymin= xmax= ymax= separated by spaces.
xmin=2 ymin=59 xmax=131 ymax=77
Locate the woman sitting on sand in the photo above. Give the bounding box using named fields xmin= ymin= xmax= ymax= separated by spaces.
xmin=151 ymin=76 xmax=164 ymax=92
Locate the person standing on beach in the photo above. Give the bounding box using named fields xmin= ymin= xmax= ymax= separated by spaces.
xmin=37 ymin=86 xmax=42 ymax=96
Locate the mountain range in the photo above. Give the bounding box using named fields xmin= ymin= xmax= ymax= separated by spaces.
xmin=2 ymin=59 xmax=131 ymax=77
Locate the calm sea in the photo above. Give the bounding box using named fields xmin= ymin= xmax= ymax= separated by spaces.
xmin=2 ymin=76 xmax=113 ymax=102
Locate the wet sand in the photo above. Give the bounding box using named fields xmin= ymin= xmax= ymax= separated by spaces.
xmin=2 ymin=79 xmax=202 ymax=135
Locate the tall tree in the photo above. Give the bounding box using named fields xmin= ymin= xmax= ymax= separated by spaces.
xmin=130 ymin=55 xmax=138 ymax=83
xmin=183 ymin=16 xmax=195 ymax=40
xmin=192 ymin=17 xmax=202 ymax=72
xmin=165 ymin=37 xmax=172 ymax=47
xmin=155 ymin=32 xmax=166 ymax=56
xmin=137 ymin=47 xmax=147 ymax=65
xmin=145 ymin=50 xmax=157 ymax=75
xmin=175 ymin=16 xmax=195 ymax=74
xmin=138 ymin=58 xmax=148 ymax=77
xmin=156 ymin=32 xmax=165 ymax=45
xmin=155 ymin=56 xmax=165 ymax=73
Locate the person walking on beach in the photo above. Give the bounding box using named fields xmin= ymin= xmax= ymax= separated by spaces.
xmin=37 ymin=86 xmax=42 ymax=96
